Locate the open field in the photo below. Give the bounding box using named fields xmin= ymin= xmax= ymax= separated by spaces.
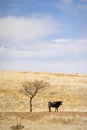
xmin=0 ymin=70 xmax=87 ymax=112
xmin=0 ymin=112 xmax=87 ymax=130
xmin=0 ymin=71 xmax=87 ymax=129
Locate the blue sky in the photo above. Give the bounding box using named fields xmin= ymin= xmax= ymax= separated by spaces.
xmin=0 ymin=0 xmax=87 ymax=74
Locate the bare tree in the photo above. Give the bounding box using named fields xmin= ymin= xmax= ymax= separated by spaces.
xmin=22 ymin=80 xmax=49 ymax=112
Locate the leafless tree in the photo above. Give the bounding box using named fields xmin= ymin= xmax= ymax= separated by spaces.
xmin=22 ymin=80 xmax=49 ymax=112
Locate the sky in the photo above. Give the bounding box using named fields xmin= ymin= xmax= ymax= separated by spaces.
xmin=0 ymin=0 xmax=87 ymax=74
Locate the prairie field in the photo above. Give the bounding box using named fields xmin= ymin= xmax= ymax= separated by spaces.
xmin=0 ymin=112 xmax=87 ymax=130
xmin=0 ymin=70 xmax=87 ymax=130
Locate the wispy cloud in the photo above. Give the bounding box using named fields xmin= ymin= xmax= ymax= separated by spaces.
xmin=0 ymin=16 xmax=58 ymax=46
xmin=0 ymin=55 xmax=87 ymax=74
xmin=80 ymin=0 xmax=87 ymax=2
xmin=0 ymin=32 xmax=87 ymax=73
xmin=0 ymin=38 xmax=87 ymax=58
xmin=78 ymin=4 xmax=87 ymax=10
xmin=77 ymin=0 xmax=87 ymax=10
xmin=40 ymin=0 xmax=87 ymax=13
xmin=0 ymin=1 xmax=86 ymax=74
xmin=61 ymin=0 xmax=72 ymax=4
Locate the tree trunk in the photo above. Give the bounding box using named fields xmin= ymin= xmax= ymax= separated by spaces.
xmin=30 ymin=97 xmax=33 ymax=112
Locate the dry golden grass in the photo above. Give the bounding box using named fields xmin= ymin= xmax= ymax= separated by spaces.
xmin=0 ymin=70 xmax=87 ymax=130
xmin=0 ymin=112 xmax=87 ymax=130
xmin=0 ymin=70 xmax=87 ymax=112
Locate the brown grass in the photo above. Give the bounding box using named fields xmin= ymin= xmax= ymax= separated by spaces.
xmin=0 ymin=70 xmax=87 ymax=112
xmin=0 ymin=70 xmax=87 ymax=130
xmin=0 ymin=112 xmax=87 ymax=130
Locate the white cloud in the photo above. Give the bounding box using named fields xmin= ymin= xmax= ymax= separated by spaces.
xmin=52 ymin=38 xmax=87 ymax=53
xmin=53 ymin=38 xmax=72 ymax=43
xmin=0 ymin=38 xmax=87 ymax=58
xmin=0 ymin=58 xmax=87 ymax=74
xmin=0 ymin=16 xmax=57 ymax=43
xmin=0 ymin=38 xmax=87 ymax=73
xmin=0 ymin=15 xmax=87 ymax=74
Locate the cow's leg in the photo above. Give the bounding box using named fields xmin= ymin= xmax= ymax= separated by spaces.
xmin=55 ymin=107 xmax=58 ymax=112
xmin=49 ymin=107 xmax=51 ymax=112
xmin=55 ymin=107 xmax=57 ymax=112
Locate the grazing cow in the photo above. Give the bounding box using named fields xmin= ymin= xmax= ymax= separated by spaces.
xmin=48 ymin=101 xmax=62 ymax=112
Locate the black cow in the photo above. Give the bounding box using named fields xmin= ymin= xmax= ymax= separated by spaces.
xmin=48 ymin=101 xmax=62 ymax=112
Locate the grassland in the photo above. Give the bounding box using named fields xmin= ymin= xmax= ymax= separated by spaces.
xmin=0 ymin=70 xmax=87 ymax=130
xmin=0 ymin=112 xmax=87 ymax=130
